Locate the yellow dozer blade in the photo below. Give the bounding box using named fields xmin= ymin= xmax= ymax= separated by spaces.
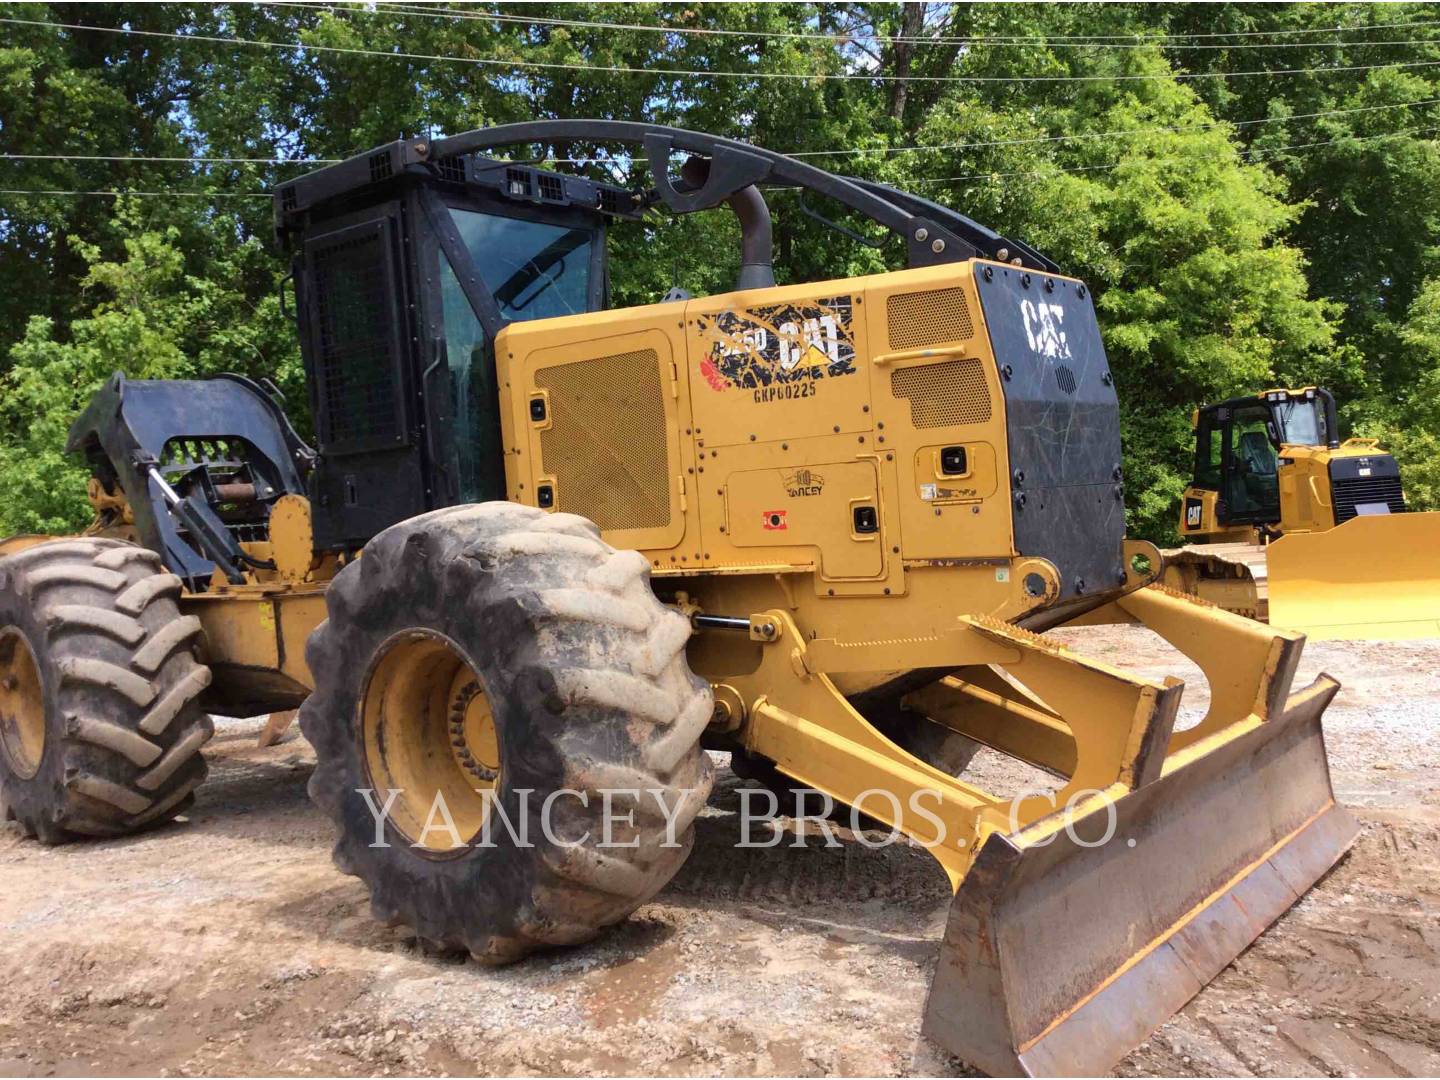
xmin=911 ymin=586 xmax=1357 ymax=1076
xmin=1267 ymin=512 xmax=1440 ymax=639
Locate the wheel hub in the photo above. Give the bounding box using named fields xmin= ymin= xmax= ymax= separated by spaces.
xmin=360 ymin=631 xmax=500 ymax=854
xmin=0 ymin=627 xmax=44 ymax=780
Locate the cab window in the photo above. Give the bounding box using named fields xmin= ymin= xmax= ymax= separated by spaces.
xmin=1194 ymin=413 xmax=1223 ymax=489
xmin=449 ymin=208 xmax=593 ymax=322
xmin=1274 ymin=399 xmax=1325 ymax=447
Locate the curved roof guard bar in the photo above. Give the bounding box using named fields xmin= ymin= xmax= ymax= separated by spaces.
xmin=414 ymin=120 xmax=1058 ymax=274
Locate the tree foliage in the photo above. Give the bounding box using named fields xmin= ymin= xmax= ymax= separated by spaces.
xmin=1 ymin=1 xmax=1437 ymax=540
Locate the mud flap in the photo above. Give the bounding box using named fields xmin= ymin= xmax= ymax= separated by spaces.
xmin=1268 ymin=512 xmax=1440 ymax=640
xmin=921 ymin=677 xmax=1358 ymax=1077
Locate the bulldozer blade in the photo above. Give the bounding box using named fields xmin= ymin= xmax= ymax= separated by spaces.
xmin=1267 ymin=512 xmax=1440 ymax=640
xmin=922 ymin=676 xmax=1357 ymax=1077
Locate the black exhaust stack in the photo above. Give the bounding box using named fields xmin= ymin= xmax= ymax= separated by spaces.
xmin=681 ymin=157 xmax=775 ymax=291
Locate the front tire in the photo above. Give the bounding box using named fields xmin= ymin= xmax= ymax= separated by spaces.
xmin=0 ymin=538 xmax=213 ymax=842
xmin=301 ymin=504 xmax=714 ymax=961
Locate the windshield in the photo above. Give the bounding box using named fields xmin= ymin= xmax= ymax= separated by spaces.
xmin=1273 ymin=399 xmax=1326 ymax=447
xmin=449 ymin=208 xmax=593 ymax=322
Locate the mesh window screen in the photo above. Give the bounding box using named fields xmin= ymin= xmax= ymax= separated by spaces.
xmin=308 ymin=225 xmax=402 ymax=448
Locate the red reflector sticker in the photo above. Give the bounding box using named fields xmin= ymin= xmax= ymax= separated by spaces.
xmin=762 ymin=510 xmax=788 ymax=530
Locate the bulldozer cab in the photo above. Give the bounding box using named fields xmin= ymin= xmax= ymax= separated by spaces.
xmin=1183 ymin=386 xmax=1341 ymax=535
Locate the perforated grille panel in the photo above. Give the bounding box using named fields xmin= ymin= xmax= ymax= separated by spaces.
xmin=890 ymin=359 xmax=992 ymax=429
xmin=1333 ymin=475 xmax=1406 ymax=522
xmin=537 ymin=350 xmax=671 ymax=531
xmin=309 ymin=228 xmax=401 ymax=447
xmin=886 ymin=286 xmax=975 ymax=350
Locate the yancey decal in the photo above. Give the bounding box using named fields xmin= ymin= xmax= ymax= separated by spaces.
xmin=1019 ymin=298 xmax=1072 ymax=360
xmin=782 ymin=468 xmax=825 ymax=498
xmin=697 ymin=296 xmax=856 ymax=402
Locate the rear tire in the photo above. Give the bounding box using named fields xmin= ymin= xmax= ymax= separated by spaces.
xmin=301 ymin=503 xmax=714 ymax=962
xmin=0 ymin=538 xmax=213 ymax=843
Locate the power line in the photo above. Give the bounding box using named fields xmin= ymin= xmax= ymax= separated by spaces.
xmin=0 ymin=153 xmax=336 ymax=165
xmin=787 ymin=97 xmax=1440 ymax=159
xmin=916 ymin=123 xmax=1440 ymax=185
xmin=351 ymin=3 xmax=1440 ymax=48
xmin=0 ymin=188 xmax=269 ymax=199
xmin=7 ymin=122 xmax=1435 ymax=203
xmin=4 ymin=97 xmax=1436 ymax=173
xmin=6 ymin=17 xmax=1440 ymax=84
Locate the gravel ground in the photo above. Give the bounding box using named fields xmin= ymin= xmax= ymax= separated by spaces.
xmin=0 ymin=626 xmax=1437 ymax=1077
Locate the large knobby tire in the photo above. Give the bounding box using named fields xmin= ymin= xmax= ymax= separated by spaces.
xmin=300 ymin=503 xmax=714 ymax=962
xmin=0 ymin=538 xmax=213 ymax=842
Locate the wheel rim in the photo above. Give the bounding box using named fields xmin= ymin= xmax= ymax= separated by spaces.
xmin=0 ymin=627 xmax=45 ymax=780
xmin=360 ymin=631 xmax=500 ymax=854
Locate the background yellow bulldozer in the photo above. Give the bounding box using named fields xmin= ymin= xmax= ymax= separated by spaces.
xmin=0 ymin=122 xmax=1357 ymax=1076
xmin=1164 ymin=385 xmax=1440 ymax=639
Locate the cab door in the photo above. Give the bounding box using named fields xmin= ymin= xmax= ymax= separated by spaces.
xmin=1219 ymin=403 xmax=1281 ymax=525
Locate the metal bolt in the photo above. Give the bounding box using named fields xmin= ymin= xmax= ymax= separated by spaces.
xmin=1075 ymin=578 xmax=1086 ymax=595
xmin=932 ymin=239 xmax=946 ymax=253
xmin=1021 ymin=273 xmax=1032 ymax=289
xmin=1012 ymin=469 xmax=1025 ymax=485
xmin=914 ymin=227 xmax=929 ymax=241
xmin=983 ymin=266 xmax=994 ymax=281
xmin=1014 ymin=491 xmax=1027 ymax=509
xmin=1001 ymin=363 xmax=1014 ymax=381
xmin=1112 ymin=465 xmax=1123 ymax=481
xmin=1102 ymin=371 xmax=1113 ymax=386
xmin=996 ymin=247 xmax=1009 ymax=261
xmin=1045 ymin=278 xmax=1055 ymax=293
xmin=1078 ymin=285 xmax=1087 ymax=298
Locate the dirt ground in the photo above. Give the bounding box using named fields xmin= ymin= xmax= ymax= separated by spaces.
xmin=1 ymin=624 xmax=1437 ymax=1078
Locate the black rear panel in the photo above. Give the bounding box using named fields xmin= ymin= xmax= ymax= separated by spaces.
xmin=300 ymin=206 xmax=427 ymax=549
xmin=976 ymin=264 xmax=1126 ymax=597
xmin=1330 ymin=454 xmax=1406 ymax=522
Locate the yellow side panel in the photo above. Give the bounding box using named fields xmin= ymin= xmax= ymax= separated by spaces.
xmin=681 ymin=278 xmax=898 ymax=594
xmin=497 ymin=263 xmax=1025 ymax=591
xmin=724 ymin=459 xmax=882 ymax=579
xmin=685 ymin=285 xmax=872 ymax=446
xmin=863 ymin=268 xmax=1012 ymax=561
xmin=502 ymin=312 xmax=700 ymax=557
xmin=1276 ymin=446 xmax=1336 ymax=532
